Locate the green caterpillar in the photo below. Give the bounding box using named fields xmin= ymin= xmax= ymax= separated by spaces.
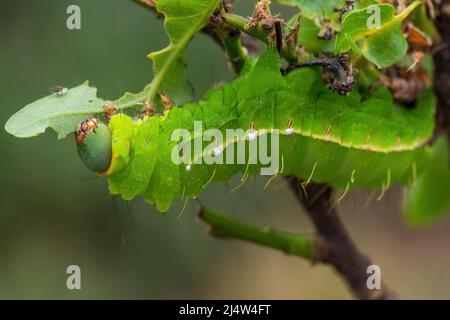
xmin=76 ymin=50 xmax=436 ymax=212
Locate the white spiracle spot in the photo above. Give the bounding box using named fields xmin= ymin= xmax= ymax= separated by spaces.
xmin=213 ymin=146 xmax=223 ymax=156
xmin=247 ymin=130 xmax=257 ymax=141
xmin=285 ymin=128 xmax=294 ymax=136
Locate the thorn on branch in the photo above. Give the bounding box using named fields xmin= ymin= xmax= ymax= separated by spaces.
xmin=284 ymin=15 xmax=301 ymax=48
xmin=246 ymin=0 xmax=272 ymax=30
xmin=140 ymin=101 xmax=156 ymax=119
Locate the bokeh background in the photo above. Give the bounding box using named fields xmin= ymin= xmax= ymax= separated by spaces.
xmin=1 ymin=0 xmax=450 ymax=299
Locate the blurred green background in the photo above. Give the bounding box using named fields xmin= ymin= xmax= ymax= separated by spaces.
xmin=1 ymin=0 xmax=450 ymax=299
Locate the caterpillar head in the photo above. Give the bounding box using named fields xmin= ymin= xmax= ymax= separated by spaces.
xmin=75 ymin=114 xmax=134 ymax=176
xmin=75 ymin=117 xmax=112 ymax=173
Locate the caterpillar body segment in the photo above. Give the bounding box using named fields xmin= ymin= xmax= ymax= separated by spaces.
xmin=104 ymin=113 xmax=431 ymax=212
xmin=78 ymin=50 xmax=436 ymax=212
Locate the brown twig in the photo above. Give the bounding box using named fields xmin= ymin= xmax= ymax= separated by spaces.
xmin=289 ymin=180 xmax=395 ymax=300
xmin=434 ymin=1 xmax=450 ymax=140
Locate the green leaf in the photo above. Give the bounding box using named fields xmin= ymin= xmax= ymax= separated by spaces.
xmin=4 ymin=81 xmax=150 ymax=139
xmin=4 ymin=82 xmax=106 ymax=139
xmin=278 ymin=0 xmax=346 ymax=20
xmin=334 ymin=1 xmax=422 ymax=68
xmin=404 ymin=136 xmax=450 ymax=227
xmin=146 ymin=0 xmax=222 ymax=105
